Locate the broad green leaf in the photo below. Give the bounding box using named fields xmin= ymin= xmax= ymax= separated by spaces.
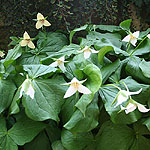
xmin=70 ymin=24 xmax=88 ymax=43
xmin=41 ymin=44 xmax=80 ymax=65
xmin=23 ymin=64 xmax=57 ymax=78
xmin=139 ymin=59 xmax=150 ymax=78
xmin=38 ymin=32 xmax=68 ymax=54
xmin=139 ymin=28 xmax=150 ymax=38
xmin=4 ymin=45 xmax=22 ymax=68
xmin=119 ymin=19 xmax=132 ymax=31
xmin=95 ymin=121 xmax=134 ymax=150
xmin=101 ymin=59 xmax=120 ymax=84
xmin=75 ymin=64 xmax=102 ymax=115
xmin=23 ymin=76 xmax=67 ymax=122
xmin=126 ymin=56 xmax=150 ymax=84
xmin=93 ymin=25 xmax=120 ymax=32
xmin=63 ymin=94 xmax=99 ymax=133
xmin=8 ymin=117 xmax=46 ymax=146
xmin=24 ymin=131 xmax=51 ymax=150
xmin=61 ymin=129 xmax=93 ymax=150
xmin=0 ymin=79 xmax=16 ymax=114
xmin=52 ymin=141 xmax=66 ymax=150
xmin=143 ymin=118 xmax=150 ymax=131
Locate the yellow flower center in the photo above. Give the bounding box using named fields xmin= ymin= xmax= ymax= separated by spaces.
xmin=130 ymin=34 xmax=134 ymax=39
xmin=26 ymin=39 xmax=31 ymax=43
xmin=84 ymin=48 xmax=91 ymax=52
xmin=57 ymin=60 xmax=63 ymax=65
xmin=40 ymin=19 xmax=45 ymax=24
xmin=71 ymin=82 xmax=80 ymax=89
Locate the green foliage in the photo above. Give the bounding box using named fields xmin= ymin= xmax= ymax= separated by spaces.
xmin=0 ymin=18 xmax=150 ymax=150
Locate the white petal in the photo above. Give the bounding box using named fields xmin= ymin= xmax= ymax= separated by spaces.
xmin=82 ymin=46 xmax=89 ymax=51
xmin=130 ymin=38 xmax=137 ymax=46
xmin=37 ymin=13 xmax=44 ymax=20
xmin=50 ymin=61 xmax=58 ymax=67
xmin=77 ymin=49 xmax=84 ymax=53
xmin=43 ymin=20 xmax=51 ymax=27
xmin=78 ymin=79 xmax=87 ymax=84
xmin=64 ymin=85 xmax=77 ymax=98
xmin=132 ymin=31 xmax=140 ymax=38
xmin=91 ymin=49 xmax=99 ymax=53
xmin=23 ymin=31 xmax=30 ymax=39
xmin=137 ymin=104 xmax=150 ymax=113
xmin=125 ymin=103 xmax=137 ymax=114
xmin=147 ymin=34 xmax=150 ymax=39
xmin=59 ymin=56 xmax=65 ymax=62
xmin=26 ymin=84 xmax=35 ymax=99
xmin=122 ymin=34 xmax=131 ymax=42
xmin=19 ymin=87 xmax=23 ymax=98
xmin=36 ymin=21 xmax=43 ymax=29
xmin=58 ymin=62 xmax=66 ymax=72
xmin=28 ymin=41 xmax=35 ymax=49
xmin=128 ymin=88 xmax=142 ymax=96
xmin=114 ymin=91 xmax=129 ymax=107
xmin=84 ymin=51 xmax=91 ymax=59
xmin=78 ymin=84 xmax=92 ymax=94
xmin=20 ymin=40 xmax=28 ymax=47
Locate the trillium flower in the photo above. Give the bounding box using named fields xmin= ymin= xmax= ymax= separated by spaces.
xmin=0 ymin=51 xmax=5 ymax=57
xmin=63 ymin=77 xmax=92 ymax=98
xmin=19 ymin=79 xmax=35 ymax=99
xmin=113 ymin=88 xmax=142 ymax=108
xmin=36 ymin=13 xmax=51 ymax=29
xmin=122 ymin=31 xmax=139 ymax=46
xmin=78 ymin=46 xmax=99 ymax=59
xmin=20 ymin=31 xmax=35 ymax=49
xmin=49 ymin=56 xmax=67 ymax=72
xmin=147 ymin=34 xmax=150 ymax=39
xmin=120 ymin=101 xmax=150 ymax=114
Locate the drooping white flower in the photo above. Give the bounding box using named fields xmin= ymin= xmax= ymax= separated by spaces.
xmin=19 ymin=79 xmax=35 ymax=99
xmin=20 ymin=31 xmax=35 ymax=49
xmin=78 ymin=46 xmax=99 ymax=59
xmin=147 ymin=34 xmax=150 ymax=39
xmin=36 ymin=13 xmax=51 ymax=29
xmin=121 ymin=101 xmax=150 ymax=114
xmin=63 ymin=77 xmax=92 ymax=98
xmin=122 ymin=31 xmax=139 ymax=46
xmin=49 ymin=56 xmax=67 ymax=72
xmin=0 ymin=51 xmax=5 ymax=57
xmin=113 ymin=88 xmax=142 ymax=107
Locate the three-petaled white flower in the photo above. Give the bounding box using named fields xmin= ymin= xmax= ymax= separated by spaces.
xmin=78 ymin=46 xmax=99 ymax=59
xmin=20 ymin=31 xmax=35 ymax=49
xmin=122 ymin=31 xmax=139 ymax=46
xmin=49 ymin=56 xmax=67 ymax=72
xmin=0 ymin=51 xmax=5 ymax=57
xmin=113 ymin=88 xmax=142 ymax=108
xmin=63 ymin=77 xmax=92 ymax=98
xmin=19 ymin=79 xmax=35 ymax=99
xmin=120 ymin=101 xmax=150 ymax=114
xmin=36 ymin=13 xmax=51 ymax=29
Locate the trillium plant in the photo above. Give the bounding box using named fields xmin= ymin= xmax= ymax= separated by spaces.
xmin=0 ymin=17 xmax=150 ymax=150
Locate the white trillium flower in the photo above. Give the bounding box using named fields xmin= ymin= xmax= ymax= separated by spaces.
xmin=122 ymin=31 xmax=139 ymax=46
xmin=113 ymin=88 xmax=142 ymax=107
xmin=20 ymin=31 xmax=35 ymax=49
xmin=36 ymin=13 xmax=51 ymax=29
xmin=19 ymin=79 xmax=35 ymax=99
xmin=63 ymin=77 xmax=92 ymax=98
xmin=147 ymin=34 xmax=150 ymax=39
xmin=0 ymin=51 xmax=5 ymax=57
xmin=121 ymin=102 xmax=150 ymax=114
xmin=78 ymin=46 xmax=99 ymax=59
xmin=49 ymin=56 xmax=67 ymax=72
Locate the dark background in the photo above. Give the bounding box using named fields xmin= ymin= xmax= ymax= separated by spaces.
xmin=0 ymin=0 xmax=150 ymax=50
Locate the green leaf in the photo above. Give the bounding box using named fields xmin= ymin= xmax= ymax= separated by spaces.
xmin=93 ymin=25 xmax=120 ymax=32
xmin=4 ymin=45 xmax=22 ymax=68
xmin=23 ymin=64 xmax=57 ymax=78
xmin=52 ymin=141 xmax=66 ymax=150
xmin=119 ymin=19 xmax=132 ymax=31
xmin=24 ymin=131 xmax=51 ymax=150
xmin=70 ymin=24 xmax=88 ymax=43
xmin=101 ymin=59 xmax=120 ymax=84
xmin=139 ymin=59 xmax=150 ymax=78
xmin=143 ymin=118 xmax=150 ymax=131
xmin=126 ymin=56 xmax=150 ymax=84
xmin=23 ymin=76 xmax=67 ymax=122
xmin=95 ymin=121 xmax=134 ymax=150
xmin=75 ymin=64 xmax=102 ymax=115
xmin=0 ymin=79 xmax=16 ymax=114
xmin=61 ymin=129 xmax=93 ymax=150
xmin=63 ymin=94 xmax=99 ymax=133
xmin=38 ymin=32 xmax=68 ymax=54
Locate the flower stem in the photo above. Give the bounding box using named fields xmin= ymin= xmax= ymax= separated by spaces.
xmin=130 ymin=36 xmax=147 ymax=56
xmin=126 ymin=43 xmax=130 ymax=52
